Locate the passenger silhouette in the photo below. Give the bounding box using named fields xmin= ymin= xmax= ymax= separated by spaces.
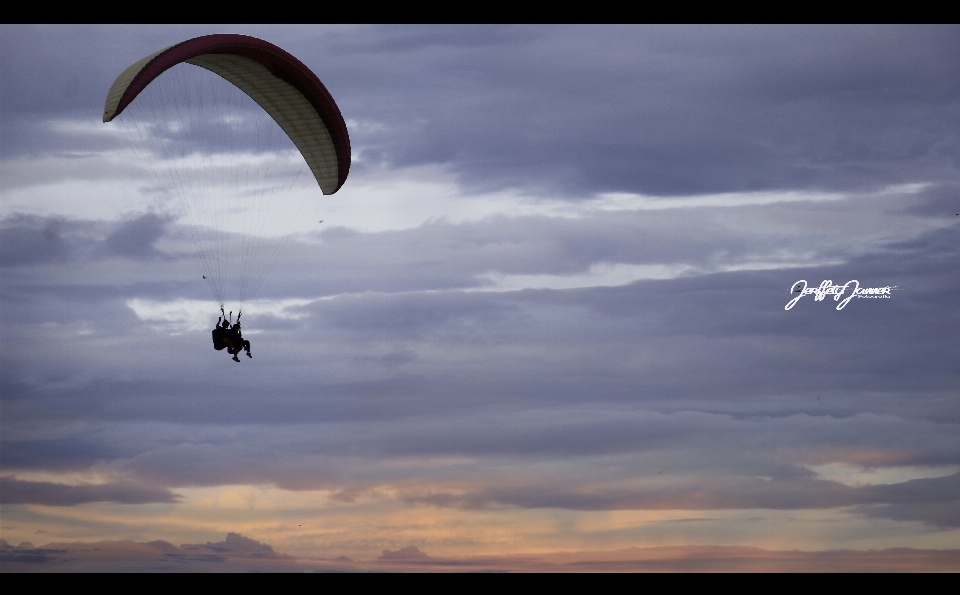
xmin=211 ymin=316 xmax=231 ymax=351
xmin=227 ymin=313 xmax=252 ymax=362
xmin=211 ymin=311 xmax=250 ymax=361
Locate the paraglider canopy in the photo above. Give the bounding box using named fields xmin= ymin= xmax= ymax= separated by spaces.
xmin=103 ymin=33 xmax=350 ymax=194
xmin=103 ymin=33 xmax=351 ymax=314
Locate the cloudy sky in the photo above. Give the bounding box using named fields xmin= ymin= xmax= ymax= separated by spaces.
xmin=1 ymin=25 xmax=959 ymax=570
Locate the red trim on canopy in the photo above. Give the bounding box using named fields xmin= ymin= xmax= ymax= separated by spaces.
xmin=112 ymin=34 xmax=350 ymax=193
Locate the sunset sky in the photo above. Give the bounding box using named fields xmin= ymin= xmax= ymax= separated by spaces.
xmin=1 ymin=25 xmax=959 ymax=570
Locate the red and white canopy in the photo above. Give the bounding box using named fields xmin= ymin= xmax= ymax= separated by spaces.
xmin=103 ymin=34 xmax=350 ymax=195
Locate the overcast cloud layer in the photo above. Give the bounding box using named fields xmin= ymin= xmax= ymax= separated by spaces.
xmin=1 ymin=25 xmax=959 ymax=567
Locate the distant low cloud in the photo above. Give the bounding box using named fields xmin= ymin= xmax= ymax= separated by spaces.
xmin=6 ymin=535 xmax=955 ymax=571
xmin=182 ymin=532 xmax=280 ymax=558
xmin=0 ymin=533 xmax=298 ymax=572
xmin=380 ymin=545 xmax=430 ymax=561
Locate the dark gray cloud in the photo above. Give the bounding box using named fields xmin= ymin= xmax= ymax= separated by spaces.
xmin=0 ymin=533 xmax=300 ymax=572
xmin=401 ymin=473 xmax=960 ymax=528
xmin=102 ymin=213 xmax=171 ymax=260
xmin=332 ymin=25 xmax=960 ymax=195
xmin=856 ymin=474 xmax=960 ymax=527
xmin=0 ymin=213 xmax=187 ymax=272
xmin=2 ymin=214 xmax=957 ymax=425
xmin=4 ymin=25 xmax=960 ymax=196
xmin=0 ymin=476 xmax=180 ymax=506
xmin=0 ymin=216 xmax=69 ymax=267
xmin=0 ymin=541 xmax=68 ymax=566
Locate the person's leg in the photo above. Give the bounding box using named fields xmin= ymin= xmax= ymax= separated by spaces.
xmin=243 ymin=340 xmax=251 ymax=357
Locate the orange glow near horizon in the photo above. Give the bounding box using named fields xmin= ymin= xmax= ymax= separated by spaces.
xmin=3 ymin=482 xmax=959 ymax=562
